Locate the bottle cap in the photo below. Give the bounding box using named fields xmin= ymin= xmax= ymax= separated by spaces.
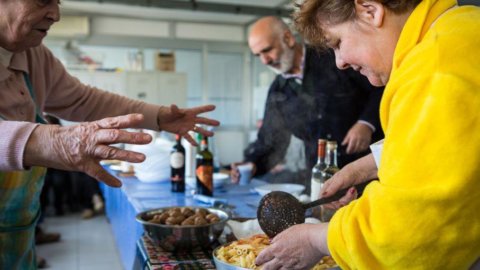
xmin=327 ymin=141 xmax=337 ymax=149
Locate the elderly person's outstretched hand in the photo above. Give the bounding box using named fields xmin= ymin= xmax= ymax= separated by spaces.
xmin=157 ymin=104 xmax=220 ymax=145
xmin=24 ymin=114 xmax=152 ymax=187
xmin=256 ymin=223 xmax=329 ymax=270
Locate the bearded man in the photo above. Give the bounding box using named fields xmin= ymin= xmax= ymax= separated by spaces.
xmin=231 ymin=16 xmax=384 ymax=194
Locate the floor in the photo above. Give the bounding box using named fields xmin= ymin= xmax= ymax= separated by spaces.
xmin=36 ymin=213 xmax=124 ymax=270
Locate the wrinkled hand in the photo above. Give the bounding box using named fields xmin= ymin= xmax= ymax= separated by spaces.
xmin=157 ymin=104 xmax=220 ymax=146
xmin=320 ymin=154 xmax=378 ymax=210
xmin=25 ymin=114 xmax=152 ymax=187
xmin=230 ymin=162 xmax=256 ymax=184
xmin=256 ymin=223 xmax=329 ymax=270
xmin=342 ymin=122 xmax=373 ymax=154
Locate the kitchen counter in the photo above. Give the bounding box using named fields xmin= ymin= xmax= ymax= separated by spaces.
xmin=99 ymin=168 xmax=264 ymax=270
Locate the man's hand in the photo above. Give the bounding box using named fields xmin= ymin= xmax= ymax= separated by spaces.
xmin=230 ymin=162 xmax=256 ymax=184
xmin=24 ymin=114 xmax=152 ymax=187
xmin=157 ymin=104 xmax=220 ymax=146
xmin=256 ymin=223 xmax=329 ymax=270
xmin=342 ymin=122 xmax=373 ymax=154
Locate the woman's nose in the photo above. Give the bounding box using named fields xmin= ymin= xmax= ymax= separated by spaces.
xmin=335 ymin=52 xmax=350 ymax=70
xmin=47 ymin=3 xmax=61 ymax=22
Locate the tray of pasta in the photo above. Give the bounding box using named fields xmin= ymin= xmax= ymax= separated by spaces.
xmin=213 ymin=234 xmax=339 ymax=270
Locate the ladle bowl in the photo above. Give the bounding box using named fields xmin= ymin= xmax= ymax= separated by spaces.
xmin=257 ymin=181 xmax=373 ymax=238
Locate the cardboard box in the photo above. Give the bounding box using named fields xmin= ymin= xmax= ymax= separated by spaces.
xmin=155 ymin=52 xmax=175 ymax=71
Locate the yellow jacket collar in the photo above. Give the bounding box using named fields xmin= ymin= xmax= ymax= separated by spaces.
xmin=393 ymin=0 xmax=456 ymax=71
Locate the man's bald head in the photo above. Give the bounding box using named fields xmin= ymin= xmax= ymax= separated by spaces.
xmin=249 ymin=16 xmax=291 ymax=42
xmin=248 ymin=16 xmax=298 ymax=74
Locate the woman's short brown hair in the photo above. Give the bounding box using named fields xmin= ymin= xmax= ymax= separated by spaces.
xmin=294 ymin=0 xmax=421 ymax=49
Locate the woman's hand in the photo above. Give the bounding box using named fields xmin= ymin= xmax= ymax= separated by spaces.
xmin=320 ymin=154 xmax=378 ymax=209
xmin=256 ymin=223 xmax=329 ymax=270
xmin=157 ymin=104 xmax=220 ymax=145
xmin=342 ymin=122 xmax=373 ymax=154
xmin=24 ymin=114 xmax=152 ymax=187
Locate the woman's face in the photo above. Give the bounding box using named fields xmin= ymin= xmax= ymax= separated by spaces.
xmin=323 ymin=20 xmax=394 ymax=87
xmin=0 ymin=0 xmax=60 ymax=52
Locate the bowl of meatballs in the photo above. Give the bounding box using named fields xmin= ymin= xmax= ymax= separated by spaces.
xmin=136 ymin=206 xmax=230 ymax=251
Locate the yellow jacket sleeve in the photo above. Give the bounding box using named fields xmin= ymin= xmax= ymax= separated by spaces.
xmin=327 ymin=1 xmax=480 ymax=269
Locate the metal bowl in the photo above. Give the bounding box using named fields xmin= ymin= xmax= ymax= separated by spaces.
xmin=136 ymin=206 xmax=229 ymax=251
xmin=213 ymin=243 xmax=251 ymax=270
xmin=212 ymin=242 xmax=341 ymax=270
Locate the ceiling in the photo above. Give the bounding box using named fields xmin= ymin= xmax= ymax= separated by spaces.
xmin=62 ymin=0 xmax=295 ymax=25
xmin=60 ymin=0 xmax=478 ymax=27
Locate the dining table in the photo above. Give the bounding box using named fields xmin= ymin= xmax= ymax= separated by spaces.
xmin=99 ymin=167 xmax=266 ymax=270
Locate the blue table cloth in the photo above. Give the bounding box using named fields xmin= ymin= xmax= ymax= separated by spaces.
xmin=100 ymin=170 xmax=265 ymax=270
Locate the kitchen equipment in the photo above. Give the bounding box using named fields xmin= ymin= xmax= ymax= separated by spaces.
xmin=254 ymin=183 xmax=305 ymax=196
xmin=136 ymin=206 xmax=229 ymax=251
xmin=213 ymin=172 xmax=230 ymax=188
xmin=212 ymin=239 xmax=340 ymax=270
xmin=257 ymin=181 xmax=373 ymax=238
xmin=213 ymin=247 xmax=251 ymax=270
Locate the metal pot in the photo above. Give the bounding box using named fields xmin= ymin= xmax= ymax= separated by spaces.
xmin=136 ymin=206 xmax=229 ymax=251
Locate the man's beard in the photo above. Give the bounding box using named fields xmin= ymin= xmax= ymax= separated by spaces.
xmin=268 ymin=42 xmax=296 ymax=74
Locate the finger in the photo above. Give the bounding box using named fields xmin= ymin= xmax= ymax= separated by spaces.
xmin=341 ymin=135 xmax=350 ymax=146
xmin=195 ymin=116 xmax=220 ymax=127
xmin=260 ymin=257 xmax=283 ymax=270
xmin=182 ymin=133 xmax=198 ymax=146
xmin=95 ymin=129 xmax=152 ymax=145
xmin=321 ymin=179 xmax=344 ymax=197
xmin=94 ymin=114 xmax=145 ymax=129
xmin=193 ymin=126 xmax=214 ymax=137
xmin=230 ymin=170 xmax=240 ymax=183
xmin=346 ymin=139 xmax=357 ymax=154
xmin=349 ymin=140 xmax=359 ymax=154
xmin=256 ymin=247 xmax=276 ymax=266
xmin=190 ymin=104 xmax=216 ymax=115
xmin=338 ymin=188 xmax=357 ymax=205
xmin=86 ymin=163 xmax=122 ymax=187
xmin=93 ymin=145 xmax=146 ymax=163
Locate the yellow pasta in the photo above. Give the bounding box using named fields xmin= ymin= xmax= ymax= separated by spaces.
xmin=215 ymin=234 xmax=337 ymax=269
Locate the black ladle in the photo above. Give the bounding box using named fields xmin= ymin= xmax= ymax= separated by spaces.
xmin=257 ymin=181 xmax=372 ymax=238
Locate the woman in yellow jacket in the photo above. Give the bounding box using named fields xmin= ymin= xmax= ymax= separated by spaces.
xmin=256 ymin=0 xmax=480 ymax=269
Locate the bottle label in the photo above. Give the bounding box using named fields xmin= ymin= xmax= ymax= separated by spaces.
xmin=171 ymin=175 xmax=184 ymax=182
xmin=196 ymin=165 xmax=213 ymax=191
xmin=170 ymin=152 xmax=185 ymax=169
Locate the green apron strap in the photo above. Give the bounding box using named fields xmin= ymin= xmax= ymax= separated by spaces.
xmin=22 ymin=73 xmax=47 ymax=124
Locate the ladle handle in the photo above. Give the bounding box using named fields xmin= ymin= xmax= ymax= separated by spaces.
xmin=303 ymin=180 xmax=374 ymax=210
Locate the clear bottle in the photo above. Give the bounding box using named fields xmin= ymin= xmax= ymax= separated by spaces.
xmin=170 ymin=134 xmax=185 ymax=192
xmin=310 ymin=139 xmax=327 ymax=200
xmin=196 ymin=137 xmax=213 ymax=196
xmin=320 ymin=141 xmax=340 ymax=222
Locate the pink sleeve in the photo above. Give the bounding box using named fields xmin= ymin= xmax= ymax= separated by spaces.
xmin=0 ymin=121 xmax=38 ymax=170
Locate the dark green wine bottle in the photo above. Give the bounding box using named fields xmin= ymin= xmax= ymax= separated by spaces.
xmin=196 ymin=137 xmax=213 ymax=196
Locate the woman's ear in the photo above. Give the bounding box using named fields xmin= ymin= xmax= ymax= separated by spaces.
xmin=355 ymin=0 xmax=385 ymax=28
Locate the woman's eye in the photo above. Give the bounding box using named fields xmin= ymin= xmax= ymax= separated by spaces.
xmin=36 ymin=0 xmax=61 ymax=6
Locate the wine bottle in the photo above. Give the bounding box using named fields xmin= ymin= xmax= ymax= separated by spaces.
xmin=170 ymin=134 xmax=186 ymax=192
xmin=196 ymin=137 xmax=213 ymax=196
xmin=319 ymin=141 xmax=340 ymax=222
xmin=310 ymin=139 xmax=327 ymax=200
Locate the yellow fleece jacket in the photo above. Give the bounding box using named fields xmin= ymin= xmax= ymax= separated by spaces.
xmin=328 ymin=0 xmax=480 ymax=269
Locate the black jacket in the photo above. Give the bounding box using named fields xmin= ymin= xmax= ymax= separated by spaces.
xmin=245 ymin=47 xmax=384 ymax=178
